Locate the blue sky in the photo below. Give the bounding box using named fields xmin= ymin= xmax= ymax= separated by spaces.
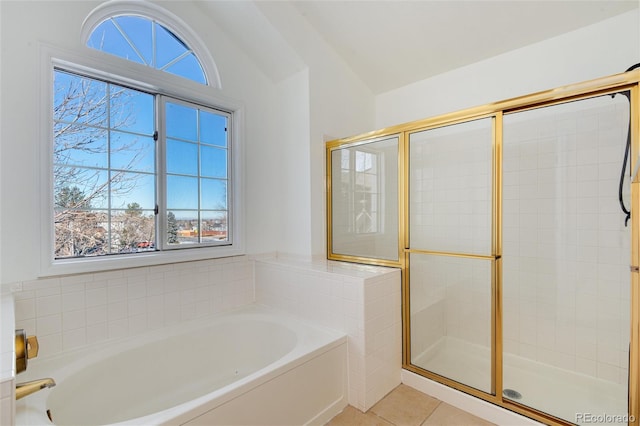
xmin=54 ymin=17 xmax=227 ymax=219
xmin=87 ymin=15 xmax=206 ymax=84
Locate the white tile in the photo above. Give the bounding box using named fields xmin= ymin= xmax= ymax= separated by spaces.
xmin=14 ymin=298 xmax=35 ymax=321
xmin=575 ymin=357 xmax=597 ymax=376
xmin=596 ymin=362 xmax=620 ymax=382
xmin=1 ymin=396 xmax=13 ymax=426
xmin=63 ymin=328 xmax=87 ymax=350
xmin=86 ymin=322 xmax=108 ymax=344
xmin=108 ymin=301 xmax=128 ymax=321
xmin=86 ymin=304 xmax=107 ymax=326
xmin=37 ymin=314 xmax=62 ymax=336
xmin=62 ymin=310 xmax=86 ymax=331
xmin=86 ymin=287 xmax=107 ymax=307
xmin=37 ymin=333 xmax=62 ymax=357
xmin=107 ymin=283 xmax=127 ymax=303
xmin=108 ymin=318 xmax=128 ymax=339
xmin=61 ymin=291 xmax=85 ymax=312
xmin=128 ymin=314 xmax=148 ymax=335
xmin=127 ymin=282 xmax=146 ymax=300
xmin=128 ymin=297 xmax=147 ymax=316
xmin=36 ymin=294 xmax=61 ymax=317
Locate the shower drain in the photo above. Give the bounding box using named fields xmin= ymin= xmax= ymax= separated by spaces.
xmin=502 ymin=389 xmax=522 ymax=400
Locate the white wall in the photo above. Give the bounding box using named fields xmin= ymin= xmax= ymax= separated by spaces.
xmin=256 ymin=1 xmax=376 ymax=259
xmin=0 ymin=1 xmax=280 ymax=284
xmin=379 ymin=6 xmax=638 ymax=390
xmin=375 ymin=9 xmax=640 ymax=128
xmin=276 ymin=69 xmax=312 ymax=256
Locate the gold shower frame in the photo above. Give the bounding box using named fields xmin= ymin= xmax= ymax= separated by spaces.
xmin=326 ymin=69 xmax=640 ymax=426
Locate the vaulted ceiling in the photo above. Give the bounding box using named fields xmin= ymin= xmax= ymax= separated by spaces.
xmin=198 ymin=1 xmax=639 ymax=95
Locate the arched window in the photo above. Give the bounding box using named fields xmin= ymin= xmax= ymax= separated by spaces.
xmin=88 ymin=16 xmax=206 ymax=84
xmin=81 ymin=0 xmax=221 ymax=87
xmin=46 ymin=1 xmax=240 ymax=275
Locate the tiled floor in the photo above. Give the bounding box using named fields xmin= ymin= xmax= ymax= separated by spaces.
xmin=327 ymin=384 xmax=495 ymax=426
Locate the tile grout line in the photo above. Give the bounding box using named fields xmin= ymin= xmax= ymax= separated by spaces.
xmin=419 ymin=400 xmax=443 ymax=426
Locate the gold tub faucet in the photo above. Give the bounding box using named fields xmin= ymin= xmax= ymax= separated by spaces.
xmin=16 ymin=378 xmax=56 ymax=400
xmin=14 ymin=330 xmax=56 ymax=399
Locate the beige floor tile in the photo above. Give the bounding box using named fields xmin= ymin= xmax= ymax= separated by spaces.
xmin=421 ymin=402 xmax=495 ymax=426
xmin=370 ymin=384 xmax=441 ymax=426
xmin=326 ymin=405 xmax=394 ymax=426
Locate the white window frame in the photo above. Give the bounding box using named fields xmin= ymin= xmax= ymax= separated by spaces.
xmin=39 ymin=45 xmax=244 ymax=277
xmin=80 ymin=0 xmax=221 ymax=88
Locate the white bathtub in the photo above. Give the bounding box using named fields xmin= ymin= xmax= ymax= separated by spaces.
xmin=15 ymin=305 xmax=348 ymax=426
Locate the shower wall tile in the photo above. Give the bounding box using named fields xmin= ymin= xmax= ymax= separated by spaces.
xmin=501 ymin=97 xmax=630 ymax=384
xmin=11 ymin=256 xmax=255 ymax=358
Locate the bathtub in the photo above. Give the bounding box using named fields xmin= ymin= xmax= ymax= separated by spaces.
xmin=15 ymin=305 xmax=348 ymax=426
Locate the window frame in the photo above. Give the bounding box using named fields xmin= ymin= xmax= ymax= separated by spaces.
xmin=158 ymin=95 xmax=233 ymax=251
xmin=39 ymin=46 xmax=244 ymax=277
xmin=80 ymin=0 xmax=221 ymax=88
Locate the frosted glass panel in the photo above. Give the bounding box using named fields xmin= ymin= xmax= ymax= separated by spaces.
xmin=409 ymin=119 xmax=492 ymax=255
xmin=331 ymin=136 xmax=399 ymax=261
xmin=502 ymin=94 xmax=630 ymax=423
xmin=410 ymin=253 xmax=492 ymax=393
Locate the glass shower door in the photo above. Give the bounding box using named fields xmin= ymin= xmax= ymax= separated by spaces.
xmin=408 ymin=118 xmax=495 ymax=393
xmin=501 ymin=94 xmax=631 ymax=424
xmin=330 ymin=135 xmax=400 ymax=262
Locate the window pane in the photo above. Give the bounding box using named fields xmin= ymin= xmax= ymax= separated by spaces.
xmin=166 ymin=139 xmax=198 ymax=175
xmin=155 ymin=23 xmax=189 ymax=70
xmin=166 ymin=102 xmax=197 ymax=141
xmin=113 ymin=16 xmax=152 ymax=66
xmin=201 ymin=178 xmax=227 ymax=210
xmin=165 ymin=53 xmax=207 ymax=85
xmin=53 ymin=70 xmax=157 ymax=259
xmin=167 ymin=210 xmax=198 ymax=245
xmin=87 ymin=17 xmax=207 ymax=85
xmin=110 ymin=86 xmax=154 ymax=134
xmin=167 ymin=175 xmax=198 ymax=209
xmin=110 ymin=133 xmax=155 ymax=173
xmin=201 ymin=146 xmax=227 ymax=178
xmin=110 ymin=209 xmax=155 ymax=253
xmin=55 ymin=167 xmax=109 ymax=209
xmin=88 ymin=19 xmax=145 ymax=65
xmin=54 ymin=209 xmax=109 ymax=258
xmin=110 ymin=172 xmax=155 ymax=210
xmin=200 ymin=110 xmax=227 ymax=147
xmin=55 ymin=134 xmax=108 ymax=169
xmin=54 ymin=71 xmax=107 ymax=126
xmin=201 ymin=211 xmax=228 ymax=243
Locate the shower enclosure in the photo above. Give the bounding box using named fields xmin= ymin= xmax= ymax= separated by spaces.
xmin=327 ymin=70 xmax=640 ymax=425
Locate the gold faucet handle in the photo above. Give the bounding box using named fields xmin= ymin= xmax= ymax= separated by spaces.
xmin=15 ymin=330 xmax=27 ymax=374
xmin=26 ymin=336 xmax=39 ymax=359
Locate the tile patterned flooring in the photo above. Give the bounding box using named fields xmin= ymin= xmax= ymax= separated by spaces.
xmin=327 ymin=385 xmax=495 ymax=426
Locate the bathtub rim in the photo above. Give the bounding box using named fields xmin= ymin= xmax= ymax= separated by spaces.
xmin=15 ymin=303 xmax=347 ymax=426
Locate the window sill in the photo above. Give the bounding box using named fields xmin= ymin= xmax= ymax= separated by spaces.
xmin=40 ymin=246 xmax=245 ymax=278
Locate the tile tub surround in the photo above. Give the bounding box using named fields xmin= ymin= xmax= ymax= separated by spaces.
xmin=5 ymin=254 xmax=400 ymax=423
xmin=9 ymin=256 xmax=254 ymax=358
xmin=255 ymin=257 xmax=402 ymax=411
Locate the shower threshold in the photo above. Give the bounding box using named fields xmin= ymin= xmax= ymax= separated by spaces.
xmin=412 ymin=337 xmax=627 ymax=425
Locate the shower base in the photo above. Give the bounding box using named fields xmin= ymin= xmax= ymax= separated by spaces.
xmin=413 ymin=337 xmax=627 ymax=425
